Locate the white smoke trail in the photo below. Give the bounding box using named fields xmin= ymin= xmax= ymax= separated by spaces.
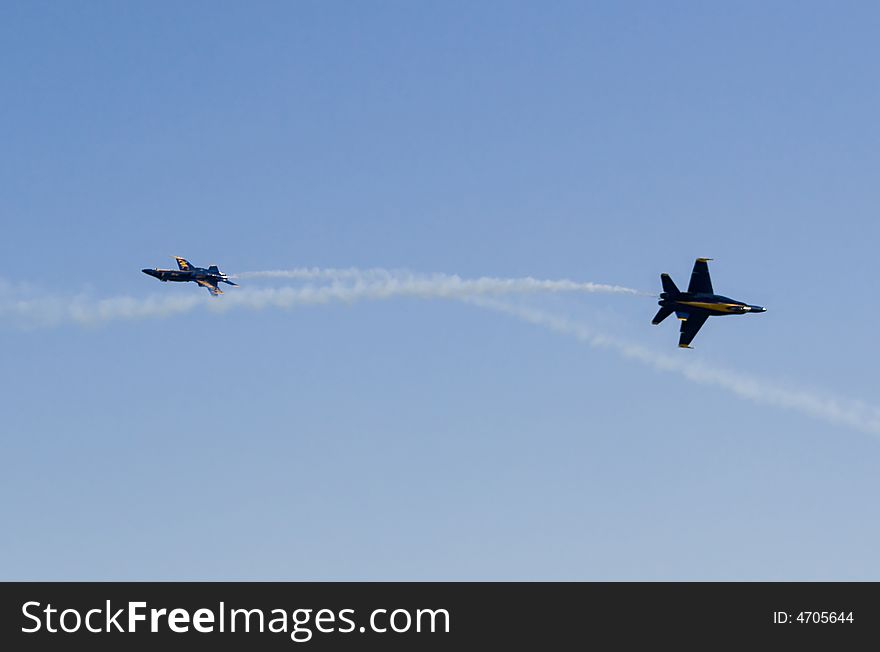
xmin=235 ymin=268 xmax=647 ymax=296
xmin=6 ymin=268 xmax=876 ymax=437
xmin=0 ymin=272 xmax=643 ymax=328
xmin=466 ymin=297 xmax=880 ymax=438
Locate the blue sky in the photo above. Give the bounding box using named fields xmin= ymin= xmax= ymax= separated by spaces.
xmin=2 ymin=1 xmax=879 ymax=579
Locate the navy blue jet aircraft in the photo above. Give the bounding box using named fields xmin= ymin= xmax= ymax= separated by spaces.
xmin=652 ymin=258 xmax=765 ymax=348
xmin=142 ymin=257 xmax=238 ymax=296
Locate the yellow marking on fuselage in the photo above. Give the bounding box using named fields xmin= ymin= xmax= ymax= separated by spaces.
xmin=678 ymin=301 xmax=743 ymax=314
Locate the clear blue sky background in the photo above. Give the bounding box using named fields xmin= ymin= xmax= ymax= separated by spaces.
xmin=2 ymin=1 xmax=879 ymax=579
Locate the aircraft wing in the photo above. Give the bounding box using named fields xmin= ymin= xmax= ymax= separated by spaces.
xmin=196 ymin=279 xmax=223 ymax=296
xmin=679 ymin=313 xmax=708 ymax=348
xmin=175 ymin=256 xmax=193 ymax=271
xmin=687 ymin=258 xmax=714 ymax=294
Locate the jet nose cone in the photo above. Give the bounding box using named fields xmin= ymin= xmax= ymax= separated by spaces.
xmin=142 ymin=268 xmax=160 ymax=279
xmin=750 ymin=305 xmax=766 ymax=312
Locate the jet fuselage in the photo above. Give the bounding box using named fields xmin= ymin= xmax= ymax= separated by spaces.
xmin=142 ymin=268 xmax=223 ymax=284
xmin=658 ymin=292 xmax=766 ymax=317
xmin=142 ymin=257 xmax=237 ymax=296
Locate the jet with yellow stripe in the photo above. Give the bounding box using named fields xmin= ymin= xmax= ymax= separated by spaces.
xmin=652 ymin=258 xmax=765 ymax=348
xmin=142 ymin=256 xmax=238 ymax=296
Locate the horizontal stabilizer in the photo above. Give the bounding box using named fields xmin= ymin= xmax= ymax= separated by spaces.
xmin=652 ymin=306 xmax=674 ymax=325
xmin=660 ymin=273 xmax=680 ymax=295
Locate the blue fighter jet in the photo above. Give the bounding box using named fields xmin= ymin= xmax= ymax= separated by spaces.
xmin=142 ymin=257 xmax=238 ymax=296
xmin=652 ymin=258 xmax=766 ymax=348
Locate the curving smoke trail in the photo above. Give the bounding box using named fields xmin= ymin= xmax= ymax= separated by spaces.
xmin=3 ymin=267 xmax=877 ymax=437
xmin=0 ymin=270 xmax=643 ymax=328
xmin=466 ymin=296 xmax=880 ymax=438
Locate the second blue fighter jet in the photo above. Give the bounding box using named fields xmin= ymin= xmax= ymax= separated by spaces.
xmin=142 ymin=256 xmax=238 ymax=296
